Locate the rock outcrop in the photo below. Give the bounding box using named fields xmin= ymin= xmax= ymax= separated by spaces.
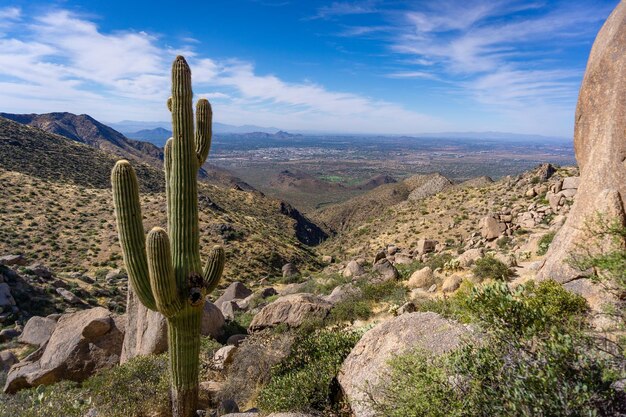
xmin=120 ymin=288 xmax=167 ymax=363
xmin=338 ymin=312 xmax=469 ymax=417
xmin=248 ymin=293 xmax=332 ymax=331
xmin=538 ymin=2 xmax=626 ymax=284
xmin=18 ymin=316 xmax=57 ymax=347
xmin=4 ymin=307 xmax=124 ymax=393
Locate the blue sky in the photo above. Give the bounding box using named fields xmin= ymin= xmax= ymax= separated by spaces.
xmin=0 ymin=0 xmax=618 ymax=136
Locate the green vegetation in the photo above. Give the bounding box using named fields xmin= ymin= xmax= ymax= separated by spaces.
xmin=537 ymin=231 xmax=556 ymax=256
xmin=374 ymin=280 xmax=625 ymax=416
xmin=258 ymin=328 xmax=360 ymax=414
xmin=111 ymin=56 xmax=225 ymax=417
xmin=472 ymin=255 xmax=515 ymax=281
xmin=329 ymin=279 xmax=407 ymax=324
xmin=0 ymin=355 xmax=169 ymax=417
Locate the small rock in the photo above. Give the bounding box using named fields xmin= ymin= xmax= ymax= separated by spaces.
xmin=19 ymin=316 xmax=57 ymax=347
xmin=373 ymin=258 xmax=400 ymax=281
xmin=0 ymin=283 xmax=16 ymax=308
xmin=416 ymin=239 xmax=437 ymax=255
xmin=407 ymin=267 xmax=435 ymax=289
xmin=56 ymin=288 xmax=81 ymax=304
xmin=396 ymin=302 xmax=416 ymax=315
xmin=442 ymin=275 xmax=463 ymax=293
xmin=281 ymin=263 xmax=299 ymax=279
xmin=321 ymin=255 xmax=333 ymax=264
xmin=343 ymin=260 xmax=365 ymax=278
xmin=0 ymin=328 xmax=20 ymax=342
xmin=456 ymin=248 xmax=483 ymax=268
xmin=226 ymin=334 xmax=247 ymax=346
xmin=215 ymin=282 xmax=252 ymax=309
xmin=561 ymin=177 xmax=580 ymax=190
xmin=0 ymin=350 xmax=17 ymax=372
xmin=201 ymin=301 xmax=225 ymax=338
xmin=0 ymin=255 xmax=26 ymax=266
xmin=212 ymin=345 xmax=237 ymax=370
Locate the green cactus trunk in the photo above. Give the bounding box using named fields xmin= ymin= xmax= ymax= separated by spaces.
xmin=112 ymin=55 xmax=224 ymax=417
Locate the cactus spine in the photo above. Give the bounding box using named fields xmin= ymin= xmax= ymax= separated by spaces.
xmin=111 ymin=55 xmax=224 ymax=417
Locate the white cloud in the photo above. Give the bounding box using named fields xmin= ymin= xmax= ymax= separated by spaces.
xmin=0 ymin=8 xmax=443 ymax=133
xmin=0 ymin=6 xmax=21 ymax=20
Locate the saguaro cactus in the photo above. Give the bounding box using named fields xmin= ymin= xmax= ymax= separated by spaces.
xmin=111 ymin=55 xmax=225 ymax=417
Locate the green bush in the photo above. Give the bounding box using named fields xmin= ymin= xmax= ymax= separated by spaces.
xmin=329 ymin=298 xmax=372 ymax=323
xmin=472 ymin=255 xmax=515 ymax=281
xmin=374 ymin=281 xmax=625 ymax=417
xmin=537 ymin=231 xmax=556 ymax=256
xmin=0 ymin=354 xmax=169 ymax=417
xmin=257 ymin=328 xmax=361 ymax=413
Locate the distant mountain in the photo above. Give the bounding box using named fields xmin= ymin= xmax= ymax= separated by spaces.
xmin=110 ymin=120 xmax=281 ymax=136
xmin=126 ymin=127 xmax=172 ymax=147
xmin=413 ymin=131 xmax=569 ymax=142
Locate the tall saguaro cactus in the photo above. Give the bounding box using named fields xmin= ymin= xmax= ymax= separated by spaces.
xmin=111 ymin=55 xmax=225 ymax=417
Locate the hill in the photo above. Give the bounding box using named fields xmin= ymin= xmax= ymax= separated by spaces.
xmin=316 ymin=173 xmax=452 ymax=233
xmin=126 ymin=127 xmax=171 ymax=147
xmin=0 ymin=116 xmax=162 ymax=192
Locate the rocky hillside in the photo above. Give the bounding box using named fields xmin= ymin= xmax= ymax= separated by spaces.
xmin=316 ymin=172 xmax=452 ymax=233
xmin=0 ymin=116 xmax=162 ymax=192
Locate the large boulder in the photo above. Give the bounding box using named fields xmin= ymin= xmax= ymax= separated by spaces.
xmin=479 ymin=215 xmax=506 ymax=240
xmin=248 ymin=293 xmax=332 ymax=331
xmin=120 ymin=288 xmax=167 ymax=363
xmin=456 ymin=248 xmax=483 ymax=268
xmin=342 ymin=260 xmax=365 ymax=278
xmin=407 ymin=267 xmax=435 ymax=289
xmin=4 ymin=307 xmax=124 ymax=393
xmin=18 ymin=316 xmax=57 ymax=347
xmin=538 ymin=2 xmax=626 ymax=284
xmin=338 ymin=312 xmax=469 ymax=417
xmin=201 ymin=300 xmax=225 ymax=338
xmin=373 ymin=258 xmax=400 ymax=281
xmin=215 ymin=282 xmax=253 ymax=309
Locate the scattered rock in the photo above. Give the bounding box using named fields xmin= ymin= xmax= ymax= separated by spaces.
xmin=220 ymin=300 xmax=240 ymax=321
xmin=226 ymin=334 xmax=247 ymax=346
xmin=0 ymin=328 xmax=20 ymax=342
xmin=456 ymin=248 xmax=483 ymax=268
xmin=281 ymin=263 xmax=299 ymax=279
xmin=562 ymin=177 xmax=580 ymax=190
xmin=373 ymin=258 xmax=400 ymax=281
xmin=323 ymin=283 xmax=362 ymax=304
xmin=212 ymin=345 xmax=237 ymax=370
xmin=19 ymin=316 xmax=57 ymax=347
xmin=121 ymin=288 xmax=167 ymax=363
xmin=56 ymin=288 xmax=81 ymax=304
xmin=396 ymin=302 xmax=416 ymax=315
xmin=321 ymin=255 xmax=333 ymax=264
xmin=201 ymin=301 xmax=225 ymax=338
xmin=0 ymin=255 xmax=26 ymax=266
xmin=215 ymin=282 xmax=253 ymax=309
xmin=24 ymin=264 xmax=52 ymax=278
xmin=407 ymin=267 xmax=435 ymax=289
xmin=4 ymin=307 xmax=124 ymax=393
xmin=0 ymin=283 xmax=16 ymax=309
xmin=479 ymin=215 xmax=506 ymax=240
xmin=442 ymin=275 xmax=463 ymax=293
xmin=343 ymin=260 xmax=365 ymax=278
xmin=0 ymin=350 xmax=17 ymax=371
xmin=373 ymin=250 xmax=386 ymax=264
xmin=537 ymin=163 xmax=556 ymax=181
xmin=249 ymin=293 xmax=332 ymax=331
xmin=416 ymin=239 xmax=437 ymax=255
xmin=339 ymin=312 xmax=470 ymax=417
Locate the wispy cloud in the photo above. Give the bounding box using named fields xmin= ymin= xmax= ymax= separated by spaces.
xmin=0 ymin=8 xmax=443 ymax=133
xmin=309 ymin=1 xmax=379 ymax=20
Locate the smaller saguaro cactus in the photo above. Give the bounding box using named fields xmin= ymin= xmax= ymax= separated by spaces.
xmin=111 ymin=56 xmax=224 ymax=417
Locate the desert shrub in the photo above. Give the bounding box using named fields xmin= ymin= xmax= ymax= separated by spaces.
xmin=358 ymin=279 xmax=406 ymax=305
xmin=537 ymin=231 xmax=556 ymax=255
xmin=374 ymin=281 xmax=625 ymax=417
xmin=0 ymin=354 xmax=169 ymax=417
xmin=257 ymin=328 xmax=360 ymax=413
xmin=426 ymin=252 xmax=454 ymax=271
xmin=472 ymin=255 xmax=515 ymax=281
xmin=329 ymin=298 xmax=372 ymax=323
xmin=82 ymin=354 xmax=170 ymax=417
xmin=396 ymin=260 xmax=425 ymax=280
xmin=496 ymin=235 xmax=511 ymax=250
xmin=219 ymin=332 xmax=296 ymax=407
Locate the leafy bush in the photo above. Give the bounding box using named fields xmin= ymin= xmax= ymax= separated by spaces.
xmin=472 ymin=255 xmax=515 ymax=281
xmin=537 ymin=231 xmax=556 ymax=256
xmin=329 ymin=298 xmax=372 ymax=323
xmin=374 ymin=281 xmax=625 ymax=417
xmin=257 ymin=328 xmax=361 ymax=413
xmin=0 ymin=354 xmax=169 ymax=417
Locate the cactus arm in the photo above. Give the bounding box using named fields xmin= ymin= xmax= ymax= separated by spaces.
xmin=202 ymin=245 xmax=225 ymax=293
xmin=194 ymin=98 xmax=212 ymax=167
xmin=146 ymin=227 xmax=183 ymax=318
xmin=111 ymin=160 xmax=157 ymax=311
